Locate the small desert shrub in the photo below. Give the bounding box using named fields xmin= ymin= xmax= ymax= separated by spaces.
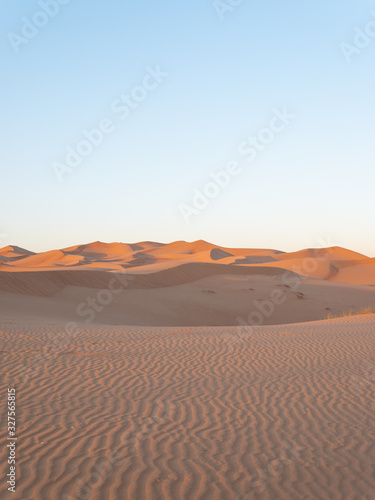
xmin=327 ymin=307 xmax=375 ymax=319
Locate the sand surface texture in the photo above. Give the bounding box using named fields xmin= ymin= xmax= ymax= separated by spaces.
xmin=0 ymin=316 xmax=374 ymax=499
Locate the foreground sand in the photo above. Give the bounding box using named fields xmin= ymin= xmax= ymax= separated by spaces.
xmin=1 ymin=315 xmax=374 ymax=499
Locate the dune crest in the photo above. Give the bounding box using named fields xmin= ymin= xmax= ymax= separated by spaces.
xmin=0 ymin=241 xmax=373 ymax=285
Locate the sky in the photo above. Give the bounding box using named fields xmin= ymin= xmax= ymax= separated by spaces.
xmin=1 ymin=0 xmax=374 ymax=256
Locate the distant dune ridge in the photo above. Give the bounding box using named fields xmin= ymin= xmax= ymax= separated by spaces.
xmin=0 ymin=240 xmax=374 ymax=326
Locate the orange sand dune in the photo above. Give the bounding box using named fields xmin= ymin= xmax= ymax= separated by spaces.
xmin=63 ymin=241 xmax=137 ymax=259
xmin=0 ymin=240 xmax=373 ymax=283
xmin=0 ymin=245 xmax=35 ymax=262
xmin=9 ymin=249 xmax=85 ymax=268
xmin=332 ymin=258 xmax=375 ymax=285
xmin=274 ymin=246 xmax=368 ymax=262
xmin=250 ymin=256 xmax=372 ymax=281
xmin=0 ymin=241 xmax=374 ymax=326
xmin=1 ymin=241 xmax=372 ymax=282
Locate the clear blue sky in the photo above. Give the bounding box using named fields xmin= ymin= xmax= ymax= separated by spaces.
xmin=1 ymin=0 xmax=374 ymax=256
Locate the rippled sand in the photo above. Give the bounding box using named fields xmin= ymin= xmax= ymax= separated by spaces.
xmin=1 ymin=315 xmax=374 ymax=499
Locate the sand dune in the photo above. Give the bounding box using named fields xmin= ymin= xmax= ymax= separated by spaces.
xmin=0 ymin=245 xmax=35 ymax=262
xmin=0 ymin=263 xmax=292 ymax=295
xmin=331 ymin=258 xmax=375 ymax=285
xmin=0 ymin=241 xmax=374 ymax=326
xmin=8 ymin=249 xmax=87 ymax=269
xmin=0 ymin=241 xmax=372 ymax=282
xmin=63 ymin=241 xmax=137 ymax=259
xmin=0 ymin=315 xmax=374 ymax=499
xmin=274 ymin=246 xmax=368 ymax=262
xmin=0 ymin=265 xmax=373 ymax=326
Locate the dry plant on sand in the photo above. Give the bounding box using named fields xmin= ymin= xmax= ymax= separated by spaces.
xmin=327 ymin=307 xmax=375 ymax=319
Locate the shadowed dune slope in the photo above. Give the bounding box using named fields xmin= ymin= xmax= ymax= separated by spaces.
xmin=0 ymin=263 xmax=293 ymax=296
xmin=0 ymin=245 xmax=35 ymax=262
xmin=0 ymin=266 xmax=374 ymax=326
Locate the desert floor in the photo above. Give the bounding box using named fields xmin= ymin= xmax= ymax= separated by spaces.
xmin=0 ymin=241 xmax=374 ymax=499
xmin=0 ymin=316 xmax=374 ymax=499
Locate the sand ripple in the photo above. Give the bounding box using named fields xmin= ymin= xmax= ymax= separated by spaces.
xmin=0 ymin=315 xmax=374 ymax=499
